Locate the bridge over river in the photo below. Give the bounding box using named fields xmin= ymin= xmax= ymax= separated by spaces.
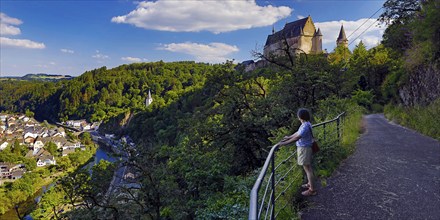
xmin=301 ymin=114 xmax=440 ymax=219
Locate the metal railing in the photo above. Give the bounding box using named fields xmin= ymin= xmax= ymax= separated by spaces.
xmin=249 ymin=112 xmax=346 ymax=220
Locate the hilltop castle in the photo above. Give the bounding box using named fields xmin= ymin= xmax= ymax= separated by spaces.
xmin=263 ymin=15 xmax=347 ymax=57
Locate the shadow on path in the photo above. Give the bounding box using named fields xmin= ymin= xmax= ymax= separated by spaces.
xmin=301 ymin=114 xmax=440 ymax=220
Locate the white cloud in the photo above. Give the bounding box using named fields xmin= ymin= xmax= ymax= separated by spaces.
xmin=158 ymin=42 xmax=239 ymax=63
xmin=0 ymin=13 xmax=45 ymax=49
xmin=297 ymin=15 xmax=305 ymax=19
xmin=61 ymin=48 xmax=74 ymax=54
xmin=92 ymin=50 xmax=109 ymax=59
xmin=315 ymin=18 xmax=387 ymax=49
xmin=0 ymin=13 xmax=22 ymax=36
xmin=0 ymin=23 xmax=21 ymax=36
xmin=0 ymin=37 xmax=45 ymax=49
xmin=111 ymin=0 xmax=292 ymax=33
xmin=354 ymin=35 xmax=381 ymax=48
xmin=0 ymin=13 xmax=23 ymax=25
xmin=50 ymin=61 xmax=56 ymax=65
xmin=121 ymin=56 xmax=143 ymax=63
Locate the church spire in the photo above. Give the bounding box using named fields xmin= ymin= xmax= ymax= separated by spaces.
xmin=272 ymin=25 xmax=275 ymax=34
xmin=146 ymin=89 xmax=153 ymax=107
xmin=336 ymin=24 xmax=348 ymax=47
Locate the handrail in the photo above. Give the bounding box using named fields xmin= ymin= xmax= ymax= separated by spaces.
xmin=249 ymin=112 xmax=345 ymax=220
xmin=249 ymin=143 xmax=279 ymax=219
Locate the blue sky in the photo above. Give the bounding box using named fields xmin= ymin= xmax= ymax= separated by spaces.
xmin=1 ymin=0 xmax=385 ymax=77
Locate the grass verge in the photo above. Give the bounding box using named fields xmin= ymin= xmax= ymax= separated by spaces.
xmin=384 ymin=99 xmax=440 ymax=140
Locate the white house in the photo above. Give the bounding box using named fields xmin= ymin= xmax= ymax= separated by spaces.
xmin=50 ymin=136 xmax=67 ymax=149
xmin=0 ymin=163 xmax=23 ymax=178
xmin=23 ymin=132 xmax=37 ymax=139
xmin=41 ymin=129 xmax=50 ymax=138
xmin=66 ymin=120 xmax=84 ymax=128
xmin=52 ymin=129 xmax=65 ymax=138
xmin=25 ymin=123 xmax=35 ymax=127
xmin=82 ymin=124 xmax=91 ymax=131
xmin=0 ymin=141 xmax=8 ymax=151
xmin=33 ymin=138 xmax=45 ymax=149
xmin=0 ymin=162 xmax=12 ymax=178
xmin=37 ymin=155 xmax=56 ymax=167
xmin=0 ymin=115 xmax=7 ymax=122
xmin=62 ymin=141 xmax=81 ymax=150
xmin=24 ymin=127 xmax=43 ymax=139
xmin=11 ymin=170 xmax=24 ymax=180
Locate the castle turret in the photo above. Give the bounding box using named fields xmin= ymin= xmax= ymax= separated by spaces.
xmin=312 ymin=28 xmax=323 ymax=53
xmin=337 ymin=25 xmax=348 ymax=48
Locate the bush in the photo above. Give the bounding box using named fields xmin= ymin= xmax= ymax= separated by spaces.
xmin=351 ymin=90 xmax=374 ymax=110
xmin=371 ymin=103 xmax=384 ymax=113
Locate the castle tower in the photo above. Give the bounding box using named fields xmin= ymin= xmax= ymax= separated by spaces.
xmin=336 ymin=25 xmax=348 ymax=48
xmin=145 ymin=90 xmax=153 ymax=107
xmin=312 ymin=28 xmax=323 ymax=53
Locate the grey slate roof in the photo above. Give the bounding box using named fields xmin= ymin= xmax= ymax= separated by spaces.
xmin=265 ymin=17 xmax=308 ymax=46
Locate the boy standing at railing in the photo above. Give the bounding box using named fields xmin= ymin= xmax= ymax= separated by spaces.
xmin=279 ymin=108 xmax=316 ymax=196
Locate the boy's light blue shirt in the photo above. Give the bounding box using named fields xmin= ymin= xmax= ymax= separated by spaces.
xmin=296 ymin=121 xmax=313 ymax=147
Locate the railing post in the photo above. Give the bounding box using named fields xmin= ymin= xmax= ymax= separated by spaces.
xmin=337 ymin=117 xmax=340 ymax=142
xmin=271 ymin=154 xmax=275 ymax=219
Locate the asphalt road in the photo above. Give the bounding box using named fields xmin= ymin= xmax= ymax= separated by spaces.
xmin=301 ymin=114 xmax=440 ymax=220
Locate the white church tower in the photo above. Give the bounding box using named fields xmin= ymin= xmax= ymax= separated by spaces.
xmin=146 ymin=90 xmax=153 ymax=107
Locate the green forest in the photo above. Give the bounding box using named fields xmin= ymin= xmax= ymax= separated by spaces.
xmin=1 ymin=0 xmax=439 ymax=219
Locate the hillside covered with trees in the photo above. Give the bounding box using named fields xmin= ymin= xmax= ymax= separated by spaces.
xmin=2 ymin=47 xmax=394 ymax=219
xmin=1 ymin=0 xmax=439 ymax=218
xmin=1 ymin=61 xmax=216 ymax=123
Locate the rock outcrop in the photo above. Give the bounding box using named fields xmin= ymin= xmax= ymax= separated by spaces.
xmin=399 ymin=63 xmax=440 ymax=106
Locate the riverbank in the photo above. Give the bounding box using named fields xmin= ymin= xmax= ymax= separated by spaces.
xmin=0 ymin=175 xmax=58 ymax=220
xmin=0 ymin=145 xmax=117 ymax=220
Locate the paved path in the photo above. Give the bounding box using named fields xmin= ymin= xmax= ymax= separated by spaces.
xmin=302 ymin=114 xmax=440 ymax=220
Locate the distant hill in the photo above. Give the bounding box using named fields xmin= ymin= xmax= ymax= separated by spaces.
xmin=0 ymin=73 xmax=73 ymax=81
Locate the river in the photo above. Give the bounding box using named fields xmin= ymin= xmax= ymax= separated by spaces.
xmin=0 ymin=147 xmax=116 ymax=220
